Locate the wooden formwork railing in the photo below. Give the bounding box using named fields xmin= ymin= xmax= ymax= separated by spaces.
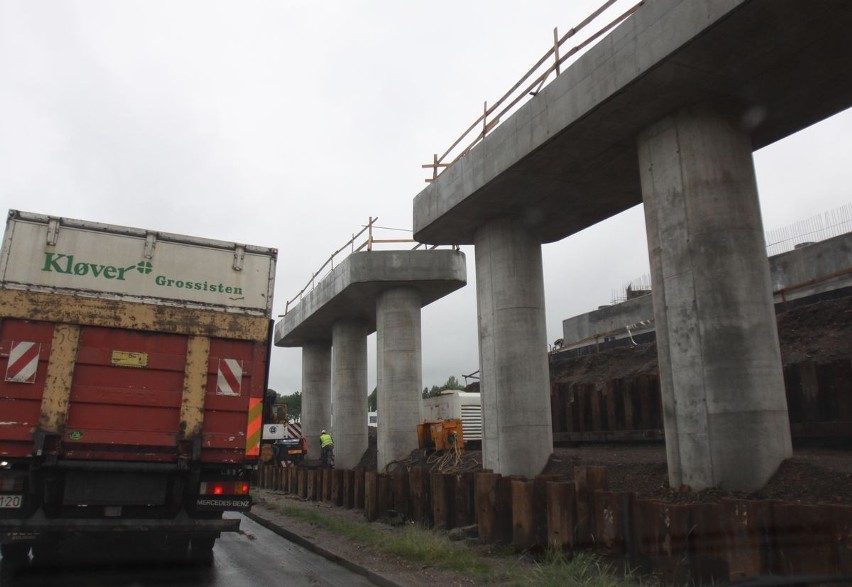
xmin=422 ymin=0 xmax=645 ymax=182
xmin=253 ymin=463 xmax=852 ymax=583
xmin=282 ymin=217 xmax=458 ymax=316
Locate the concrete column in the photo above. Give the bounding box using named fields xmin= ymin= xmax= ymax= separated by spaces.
xmin=301 ymin=342 xmax=331 ymax=462
xmin=474 ymin=217 xmax=552 ymax=478
xmin=331 ymin=319 xmax=368 ymax=469
xmin=376 ymin=287 xmax=422 ymax=471
xmin=638 ymin=104 xmax=792 ymax=492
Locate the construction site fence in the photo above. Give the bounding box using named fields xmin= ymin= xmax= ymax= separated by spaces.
xmin=253 ymin=463 xmax=852 ymax=583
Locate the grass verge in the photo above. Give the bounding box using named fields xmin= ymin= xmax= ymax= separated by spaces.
xmin=267 ymin=498 xmax=643 ymax=586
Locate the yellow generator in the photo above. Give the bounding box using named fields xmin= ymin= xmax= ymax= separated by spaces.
xmin=417 ymin=419 xmax=464 ymax=452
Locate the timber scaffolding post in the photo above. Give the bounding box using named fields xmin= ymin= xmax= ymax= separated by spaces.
xmin=422 ymin=0 xmax=644 ymax=182
xmin=281 ymin=217 xmax=459 ymax=315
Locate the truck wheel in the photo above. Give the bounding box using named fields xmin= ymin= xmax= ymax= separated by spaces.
xmin=154 ymin=535 xmax=189 ymax=562
xmin=1 ymin=542 xmax=30 ymax=564
xmin=189 ymin=536 xmax=215 ymax=565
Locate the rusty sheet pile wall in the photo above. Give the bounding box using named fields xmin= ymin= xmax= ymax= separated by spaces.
xmin=550 ymin=360 xmax=852 ymax=443
xmin=255 ymin=464 xmax=852 ymax=583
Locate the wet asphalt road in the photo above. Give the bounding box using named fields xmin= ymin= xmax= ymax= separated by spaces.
xmin=0 ymin=513 xmax=378 ymax=587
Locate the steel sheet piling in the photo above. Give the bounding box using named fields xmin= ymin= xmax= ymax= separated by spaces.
xmin=431 ymin=472 xmax=456 ymax=529
xmin=409 ymin=467 xmax=432 ymax=526
xmin=343 ymin=469 xmax=355 ymax=509
xmin=354 ymin=466 xmax=365 ymax=509
xmin=475 ymin=472 xmax=502 ymax=543
xmin=546 ymin=480 xmax=576 ymax=551
xmin=574 ymin=465 xmax=608 ymax=546
xmin=365 ymin=471 xmax=378 ymax=522
xmin=511 ymin=478 xmax=537 ymax=551
xmin=391 ymin=470 xmax=410 ymax=518
xmin=454 ymin=472 xmax=474 ymax=528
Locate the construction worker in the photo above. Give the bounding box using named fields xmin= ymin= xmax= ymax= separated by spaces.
xmin=319 ymin=429 xmax=334 ymax=468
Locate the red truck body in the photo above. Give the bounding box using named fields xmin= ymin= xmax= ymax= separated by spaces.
xmin=0 ymin=210 xmax=276 ymax=562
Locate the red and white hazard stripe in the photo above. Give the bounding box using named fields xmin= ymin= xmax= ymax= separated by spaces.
xmin=5 ymin=341 xmax=41 ymax=384
xmin=216 ymin=358 xmax=243 ymax=396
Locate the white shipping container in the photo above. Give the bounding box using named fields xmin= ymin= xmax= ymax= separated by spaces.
xmin=422 ymin=390 xmax=482 ymax=442
xmin=0 ymin=210 xmax=277 ymax=316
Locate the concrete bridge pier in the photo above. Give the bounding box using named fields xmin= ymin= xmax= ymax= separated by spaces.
xmin=474 ymin=217 xmax=553 ymax=478
xmin=638 ymin=104 xmax=792 ymax=492
xmin=376 ymin=287 xmax=422 ymax=471
xmin=301 ymin=342 xmax=332 ymax=460
xmin=331 ymin=319 xmax=369 ymax=469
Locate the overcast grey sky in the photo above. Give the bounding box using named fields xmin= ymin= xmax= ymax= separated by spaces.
xmin=2 ymin=1 xmax=850 ymax=394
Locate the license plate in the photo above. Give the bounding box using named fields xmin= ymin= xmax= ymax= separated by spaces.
xmin=287 ymin=449 xmax=302 ymax=455
xmin=0 ymin=495 xmax=22 ymax=508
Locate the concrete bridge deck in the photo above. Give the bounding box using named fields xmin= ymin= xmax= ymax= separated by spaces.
xmin=413 ymin=0 xmax=852 ymax=245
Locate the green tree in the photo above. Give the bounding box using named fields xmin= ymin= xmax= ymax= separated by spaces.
xmin=275 ymin=390 xmax=302 ymax=421
xmin=368 ymin=386 xmax=377 ymax=412
xmin=421 ymin=376 xmax=463 ymax=399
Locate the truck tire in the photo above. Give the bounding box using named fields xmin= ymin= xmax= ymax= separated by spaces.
xmin=1 ymin=542 xmax=30 ymax=564
xmin=189 ymin=535 xmax=215 ymax=565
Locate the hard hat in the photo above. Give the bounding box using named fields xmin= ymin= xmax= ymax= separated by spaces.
xmin=321 ymin=429 xmax=326 ymax=434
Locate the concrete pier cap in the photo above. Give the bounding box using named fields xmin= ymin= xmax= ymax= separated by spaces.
xmin=274 ymin=249 xmax=467 ymax=469
xmin=274 ymin=250 xmax=467 ymax=348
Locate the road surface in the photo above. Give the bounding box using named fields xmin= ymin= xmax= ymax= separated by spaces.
xmin=0 ymin=513 xmax=378 ymax=587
